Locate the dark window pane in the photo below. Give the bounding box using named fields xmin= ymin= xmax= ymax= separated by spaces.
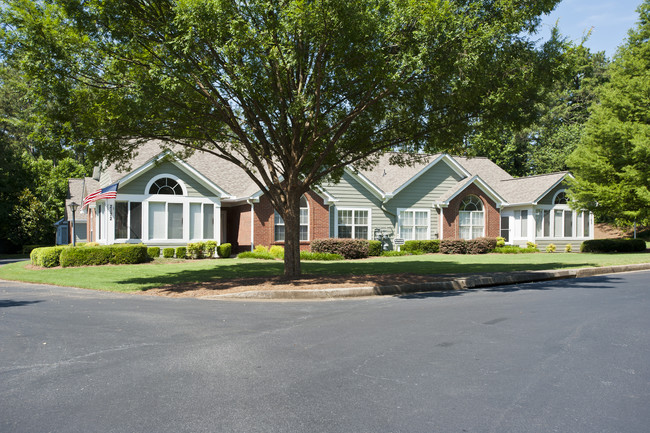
xmin=338 ymin=226 xmax=352 ymax=238
xmin=130 ymin=202 xmax=142 ymax=239
xmin=116 ymin=202 xmax=128 ymax=239
xmin=275 ymin=225 xmax=285 ymax=242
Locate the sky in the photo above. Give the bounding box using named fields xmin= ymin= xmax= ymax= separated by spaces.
xmin=538 ymin=0 xmax=644 ymax=58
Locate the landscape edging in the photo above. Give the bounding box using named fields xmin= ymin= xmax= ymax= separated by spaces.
xmin=203 ymin=263 xmax=650 ymax=300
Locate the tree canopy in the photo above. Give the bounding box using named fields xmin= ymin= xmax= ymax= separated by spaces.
xmin=2 ymin=0 xmax=562 ymax=275
xmin=568 ymin=0 xmax=650 ymax=225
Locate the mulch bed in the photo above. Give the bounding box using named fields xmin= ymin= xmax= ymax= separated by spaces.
xmin=139 ymin=273 xmax=441 ymax=298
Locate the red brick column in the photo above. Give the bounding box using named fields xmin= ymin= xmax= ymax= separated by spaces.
xmin=442 ymin=184 xmax=500 ymax=239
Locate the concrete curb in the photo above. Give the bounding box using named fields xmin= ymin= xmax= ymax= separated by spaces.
xmin=201 ymin=263 xmax=650 ymax=300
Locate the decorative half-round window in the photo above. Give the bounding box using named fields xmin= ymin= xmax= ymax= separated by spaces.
xmin=149 ymin=177 xmax=183 ymax=195
xmin=554 ymin=191 xmax=568 ymax=204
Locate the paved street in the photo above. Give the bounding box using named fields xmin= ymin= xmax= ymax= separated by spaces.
xmin=1 ymin=272 xmax=649 ymax=433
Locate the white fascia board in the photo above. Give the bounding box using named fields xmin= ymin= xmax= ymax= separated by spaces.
xmin=344 ymin=167 xmax=386 ymax=201
xmin=531 ymin=173 xmax=573 ymax=204
xmin=117 ymin=150 xmax=232 ymax=198
xmin=313 ymin=185 xmax=338 ymax=204
xmin=384 ymin=154 xmax=470 ymax=202
xmin=442 ymin=175 xmax=506 ymax=207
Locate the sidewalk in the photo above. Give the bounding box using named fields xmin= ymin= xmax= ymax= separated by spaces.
xmin=202 ymin=263 xmax=650 ymax=300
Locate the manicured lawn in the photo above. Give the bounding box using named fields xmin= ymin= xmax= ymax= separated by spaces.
xmin=1 ymin=252 xmax=649 ymax=293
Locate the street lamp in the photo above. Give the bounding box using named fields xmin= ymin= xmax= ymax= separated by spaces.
xmin=69 ymin=202 xmax=79 ymax=246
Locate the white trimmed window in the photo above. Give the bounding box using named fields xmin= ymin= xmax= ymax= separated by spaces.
xmin=337 ymin=208 xmax=371 ymax=239
xmin=459 ymin=196 xmax=484 ymax=240
xmin=115 ymin=201 xmax=143 ymax=240
xmin=399 ymin=209 xmax=430 ymax=240
xmin=274 ymin=196 xmax=309 ymax=242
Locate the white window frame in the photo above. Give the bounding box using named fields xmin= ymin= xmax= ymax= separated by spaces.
xmin=397 ymin=208 xmax=431 ymax=240
xmin=533 ymin=205 xmax=593 ymax=240
xmin=274 ymin=196 xmax=310 ymax=242
xmin=335 ymin=207 xmax=372 ymax=239
xmin=458 ymin=196 xmax=484 ymax=240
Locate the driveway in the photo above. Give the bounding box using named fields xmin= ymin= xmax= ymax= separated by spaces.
xmin=1 ymin=272 xmax=649 ymax=432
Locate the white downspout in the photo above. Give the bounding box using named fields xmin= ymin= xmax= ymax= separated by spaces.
xmin=247 ymin=200 xmax=255 ymax=252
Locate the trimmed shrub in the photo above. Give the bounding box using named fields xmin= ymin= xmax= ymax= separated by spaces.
xmin=237 ymin=251 xmax=275 ymax=260
xmin=381 ymin=250 xmax=410 ymax=257
xmin=217 ymin=243 xmax=232 ymax=258
xmin=546 ymin=244 xmax=556 ymax=253
xmin=31 ymin=246 xmax=66 ymax=267
xmin=466 ymin=237 xmax=497 ymax=254
xmin=147 ymin=247 xmax=161 ymax=260
xmin=163 ymin=248 xmax=175 ymax=258
xmin=492 ymin=246 xmax=539 ymax=254
xmin=580 ymin=238 xmax=646 ymax=253
xmin=269 ymin=245 xmax=285 ymax=259
xmin=440 ymin=239 xmax=467 ymax=254
xmin=187 ymin=242 xmax=205 ymax=259
xmin=311 ymin=238 xmax=369 ymax=259
xmin=59 ymin=245 xmax=148 ymax=267
xmin=204 ymin=240 xmax=217 ymax=258
xmin=402 ymin=240 xmax=440 ymax=254
xmin=110 ymin=244 xmax=148 ymax=265
xmin=565 ymin=243 xmax=572 ymax=253
xmin=527 ymin=241 xmax=537 ymax=249
xmin=175 ymin=246 xmax=187 ymax=259
xmin=300 ymin=251 xmax=344 ymax=261
xmin=368 ymin=240 xmax=382 ymax=256
xmin=254 ymin=245 xmax=269 ymax=254
xmin=496 ymin=236 xmax=506 ymax=247
xmin=60 ymin=246 xmax=111 ymax=267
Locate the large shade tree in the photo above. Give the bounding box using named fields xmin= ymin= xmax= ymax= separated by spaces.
xmin=568 ymin=0 xmax=650 ymax=226
xmin=2 ymin=0 xmax=562 ymax=276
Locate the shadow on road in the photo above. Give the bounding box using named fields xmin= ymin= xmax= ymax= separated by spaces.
xmin=0 ymin=299 xmax=44 ymax=308
xmin=395 ymin=274 xmax=623 ymax=299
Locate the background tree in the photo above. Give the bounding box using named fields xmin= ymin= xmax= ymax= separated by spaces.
xmin=568 ymin=0 xmax=650 ymax=227
xmin=0 ymin=62 xmax=88 ymax=251
xmin=2 ymin=0 xmax=563 ymax=275
xmin=465 ymin=42 xmax=609 ymax=176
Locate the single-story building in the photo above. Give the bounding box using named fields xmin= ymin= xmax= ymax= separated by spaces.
xmin=60 ymin=141 xmax=593 ymax=251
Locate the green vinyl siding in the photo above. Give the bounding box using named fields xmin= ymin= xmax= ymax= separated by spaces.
xmin=324 ymin=172 xmax=393 ymax=238
xmin=538 ymin=182 xmax=568 ymax=205
xmin=118 ymin=162 xmax=214 ymax=197
xmin=387 ymin=162 xmax=463 ymax=239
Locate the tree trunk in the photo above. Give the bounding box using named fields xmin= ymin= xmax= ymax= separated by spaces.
xmin=282 ymin=192 xmax=302 ymax=279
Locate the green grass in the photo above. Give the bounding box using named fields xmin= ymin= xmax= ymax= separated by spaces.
xmin=1 ymin=252 xmax=649 ymax=293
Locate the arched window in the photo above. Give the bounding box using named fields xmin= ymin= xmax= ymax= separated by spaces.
xmin=149 ymin=177 xmax=183 ymax=195
xmin=459 ymin=195 xmax=484 ymax=239
xmin=554 ymin=191 xmax=568 ymax=204
xmin=275 ymin=196 xmax=309 ymax=242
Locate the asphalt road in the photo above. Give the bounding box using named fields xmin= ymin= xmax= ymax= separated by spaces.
xmin=1 ymin=272 xmax=649 ymax=433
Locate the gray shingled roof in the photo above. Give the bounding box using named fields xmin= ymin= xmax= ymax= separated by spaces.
xmin=497 ymin=172 xmax=569 ymax=204
xmin=101 ymin=140 xmax=259 ymax=198
xmin=65 ymin=178 xmax=90 ymax=220
xmin=91 ymin=141 xmax=569 ymax=207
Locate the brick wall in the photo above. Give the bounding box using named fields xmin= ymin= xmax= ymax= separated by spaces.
xmin=225 ymin=204 xmax=252 ymax=253
xmin=442 ymin=184 xmax=500 ymax=239
xmin=253 ymin=191 xmax=330 ymax=251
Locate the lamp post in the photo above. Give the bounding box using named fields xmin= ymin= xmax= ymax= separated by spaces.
xmin=69 ymin=202 xmax=79 ymax=246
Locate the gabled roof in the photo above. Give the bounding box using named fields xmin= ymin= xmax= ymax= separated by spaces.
xmin=498 ymin=172 xmax=570 ymax=205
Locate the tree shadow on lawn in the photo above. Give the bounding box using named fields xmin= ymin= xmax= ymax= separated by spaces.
xmin=396 ymin=273 xmax=623 ymax=299
xmin=117 ymin=257 xmax=604 ymax=295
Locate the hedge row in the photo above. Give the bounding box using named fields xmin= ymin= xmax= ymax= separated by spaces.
xmin=59 ymin=244 xmax=149 ymax=267
xmin=311 ymin=238 xmax=369 ymax=259
xmin=30 ymin=246 xmax=67 ymax=268
xmin=580 ymin=238 xmax=646 ymax=253
xmin=440 ymin=237 xmax=497 ymax=254
xmin=402 ymin=240 xmax=440 ymax=253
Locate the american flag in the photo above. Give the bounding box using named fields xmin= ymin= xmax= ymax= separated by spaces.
xmin=81 ymin=183 xmax=119 ymax=209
